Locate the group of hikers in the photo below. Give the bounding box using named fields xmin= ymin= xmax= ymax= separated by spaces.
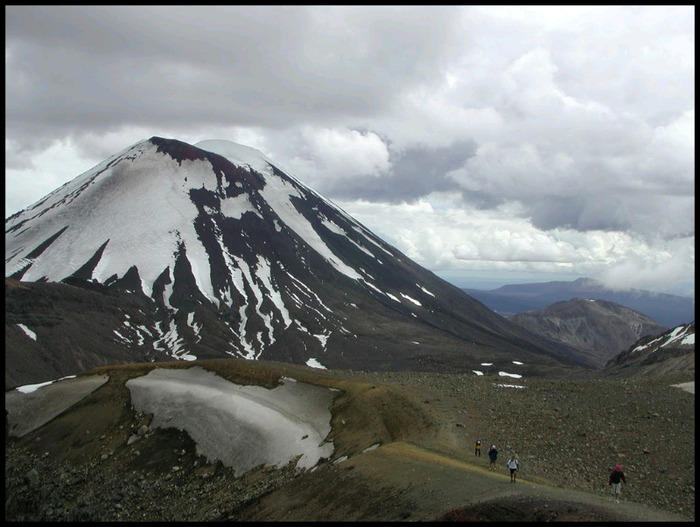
xmin=473 ymin=439 xmax=627 ymax=497
xmin=474 ymin=439 xmax=519 ymax=482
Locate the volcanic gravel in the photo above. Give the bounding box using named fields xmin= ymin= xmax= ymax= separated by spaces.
xmin=4 ymin=369 xmax=695 ymax=521
xmin=351 ymin=369 xmax=695 ymax=520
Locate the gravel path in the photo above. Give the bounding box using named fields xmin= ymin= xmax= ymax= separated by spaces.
xmin=346 ymin=370 xmax=695 ymax=519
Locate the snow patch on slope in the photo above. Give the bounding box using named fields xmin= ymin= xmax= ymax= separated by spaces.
xmin=16 ymin=324 xmax=37 ymax=341
xmin=126 ymin=367 xmax=336 ymax=476
xmin=199 ymin=140 xmax=363 ymax=281
xmin=5 ymin=140 xmax=217 ymax=302
xmin=631 ymin=324 xmax=695 ymax=353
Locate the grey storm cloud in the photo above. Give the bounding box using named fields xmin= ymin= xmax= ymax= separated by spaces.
xmin=5 ymin=5 xmax=463 ymax=141
xmin=4 ymin=5 xmax=695 ymax=295
xmin=321 ymin=142 xmax=477 ymax=203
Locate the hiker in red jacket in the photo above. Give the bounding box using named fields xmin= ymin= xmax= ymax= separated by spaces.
xmin=608 ymin=465 xmax=626 ymax=502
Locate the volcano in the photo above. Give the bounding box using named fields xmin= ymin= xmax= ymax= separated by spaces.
xmin=5 ymin=137 xmax=592 ymax=387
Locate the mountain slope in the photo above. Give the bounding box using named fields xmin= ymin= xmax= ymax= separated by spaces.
xmin=5 ymin=137 xmax=593 ymax=388
xmin=508 ymin=298 xmax=669 ymax=368
xmin=602 ymin=322 xmax=695 ymax=378
xmin=463 ymin=277 xmax=694 ymax=328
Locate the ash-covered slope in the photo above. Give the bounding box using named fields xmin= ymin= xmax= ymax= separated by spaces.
xmin=5 ymin=137 xmax=591 ymax=387
xmin=508 ymin=298 xmax=669 ymax=368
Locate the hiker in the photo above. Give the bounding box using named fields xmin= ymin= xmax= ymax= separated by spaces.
xmin=507 ymin=454 xmax=519 ymax=482
xmin=608 ymin=464 xmax=627 ymax=502
xmin=474 ymin=439 xmax=482 ymax=457
xmin=488 ymin=444 xmax=498 ymax=470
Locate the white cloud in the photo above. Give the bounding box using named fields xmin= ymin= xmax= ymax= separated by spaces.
xmin=338 ymin=193 xmax=695 ymax=294
xmin=298 ymin=127 xmax=391 ymax=178
xmin=598 ymin=237 xmax=695 ymax=293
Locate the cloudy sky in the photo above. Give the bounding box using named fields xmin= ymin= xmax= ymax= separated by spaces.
xmin=5 ymin=5 xmax=695 ymax=296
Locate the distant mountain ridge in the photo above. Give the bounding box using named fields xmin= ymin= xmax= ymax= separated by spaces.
xmin=463 ymin=277 xmax=694 ymax=328
xmin=5 ymin=136 xmax=593 ymax=388
xmin=508 ymin=298 xmax=669 ymax=368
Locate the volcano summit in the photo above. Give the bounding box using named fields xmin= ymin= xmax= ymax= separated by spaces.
xmin=5 ymin=137 xmax=591 ymax=387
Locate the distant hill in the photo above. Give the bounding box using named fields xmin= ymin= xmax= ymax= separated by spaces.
xmin=463 ymin=277 xmax=694 ymax=328
xmin=508 ymin=298 xmax=669 ymax=369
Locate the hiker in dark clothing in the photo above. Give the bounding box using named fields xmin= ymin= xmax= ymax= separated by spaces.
xmin=487 ymin=444 xmax=498 ymax=470
xmin=608 ymin=465 xmax=627 ymax=502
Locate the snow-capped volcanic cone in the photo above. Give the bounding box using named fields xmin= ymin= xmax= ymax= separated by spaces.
xmin=5 ymin=137 xmax=591 ymax=385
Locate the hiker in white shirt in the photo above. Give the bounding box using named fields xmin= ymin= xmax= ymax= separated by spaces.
xmin=507 ymin=455 xmax=519 ymax=483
